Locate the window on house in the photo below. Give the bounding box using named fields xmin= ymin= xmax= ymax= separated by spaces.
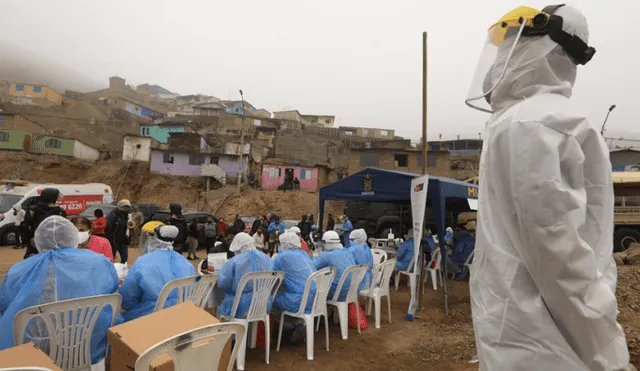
xmin=362 ymin=129 xmax=368 ymax=136
xmin=15 ymin=85 xmax=24 ymax=92
xmin=0 ymin=132 xmax=9 ymax=142
xmin=380 ymin=130 xmax=389 ymax=137
xmin=141 ymin=127 xmax=150 ymax=136
xmin=210 ymin=156 xmax=219 ymax=165
xmin=136 ymin=144 xmax=141 ymax=149
xmin=0 ymin=117 xmax=5 ymax=127
xmin=189 ymin=154 xmax=205 ymax=166
xmin=325 ymin=119 xmax=331 ymax=124
xmin=360 ymin=152 xmax=380 ymax=167
xmin=45 ymin=138 xmax=61 ymax=149
xmin=428 ymin=155 xmax=437 ymax=168
xmin=163 ymin=152 xmax=174 ymax=164
xmin=33 ymin=86 xmax=42 ymax=93
xmin=394 ymin=154 xmax=409 ymax=167
xmin=345 ymin=131 xmax=353 ymax=136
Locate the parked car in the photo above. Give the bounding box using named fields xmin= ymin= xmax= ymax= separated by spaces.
xmin=241 ymin=216 xmax=257 ymax=233
xmin=151 ymin=210 xmax=214 ymax=244
xmin=78 ymin=203 xmax=161 ymax=224
xmin=283 ymin=220 xmax=298 ymax=231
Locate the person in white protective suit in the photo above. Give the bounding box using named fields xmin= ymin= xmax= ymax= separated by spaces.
xmin=465 ymin=4 xmax=632 ymax=371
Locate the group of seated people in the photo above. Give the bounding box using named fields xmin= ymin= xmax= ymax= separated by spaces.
xmin=0 ymin=216 xmax=378 ymax=366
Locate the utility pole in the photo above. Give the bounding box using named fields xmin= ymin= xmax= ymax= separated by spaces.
xmin=238 ymin=89 xmax=245 ymax=194
xmin=600 ymin=104 xmax=617 ymax=136
xmin=421 ymin=32 xmax=428 ymax=175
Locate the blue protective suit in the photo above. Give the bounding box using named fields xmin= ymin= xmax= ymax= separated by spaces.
xmin=425 ymin=235 xmax=436 ymax=253
xmin=267 ymin=221 xmax=285 ymax=234
xmin=313 ymin=249 xmax=356 ymax=301
xmin=217 ymin=250 xmax=271 ymax=318
xmin=0 ymin=249 xmax=121 ymax=364
xmin=342 ymin=220 xmax=353 ymax=247
xmin=271 ymin=249 xmax=317 ymax=313
xmin=119 ymin=250 xmax=196 ymax=322
xmin=449 ymin=232 xmax=475 ymax=267
xmin=346 ymin=243 xmax=373 ymax=290
xmin=396 ymin=238 xmax=415 ymax=272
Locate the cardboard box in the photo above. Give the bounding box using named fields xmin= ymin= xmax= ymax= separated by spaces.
xmin=108 ymin=302 xmax=231 ymax=371
xmin=0 ymin=343 xmax=63 ymax=371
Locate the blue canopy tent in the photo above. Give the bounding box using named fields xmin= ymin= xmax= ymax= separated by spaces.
xmin=318 ymin=167 xmax=478 ymax=315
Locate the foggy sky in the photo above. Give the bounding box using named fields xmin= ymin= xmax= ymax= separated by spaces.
xmin=0 ymin=0 xmax=637 ymax=140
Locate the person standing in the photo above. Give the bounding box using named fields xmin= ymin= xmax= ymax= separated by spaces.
xmin=326 ymin=213 xmax=335 ymax=232
xmin=92 ymin=209 xmax=107 ymax=237
xmin=71 ymin=216 xmax=113 ymax=262
xmin=106 ymin=200 xmax=131 ymax=264
xmin=203 ymin=216 xmax=217 ymax=254
xmin=233 ymin=213 xmax=245 ymax=232
xmin=22 ymin=188 xmax=66 ymax=259
xmin=12 ymin=204 xmax=27 ymax=250
xmin=167 ymin=203 xmax=187 ymax=254
xmin=267 ymin=216 xmax=286 ymax=257
xmin=466 ymin=5 xmax=630 ymax=370
xmin=129 ymin=206 xmax=144 ymax=248
xmin=253 ymin=227 xmax=266 ymax=253
xmin=186 ymin=218 xmax=199 ymax=260
xmin=341 ymin=215 xmax=353 ymax=248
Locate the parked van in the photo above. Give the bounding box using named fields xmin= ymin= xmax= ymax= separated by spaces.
xmin=0 ymin=180 xmax=113 ymax=245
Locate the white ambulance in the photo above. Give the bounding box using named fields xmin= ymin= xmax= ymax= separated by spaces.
xmin=0 ymin=181 xmax=113 ymax=245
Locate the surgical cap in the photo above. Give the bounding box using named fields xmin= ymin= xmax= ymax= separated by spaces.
xmin=349 ymin=229 xmax=367 ymax=245
xmin=289 ymin=226 xmax=301 ymax=234
xmin=230 ymin=232 xmax=255 ymax=253
xmin=279 ymin=232 xmax=301 ymax=251
xmin=446 ymin=227 xmax=453 ymax=234
xmin=35 ymin=216 xmax=79 ymax=252
xmin=146 ymin=225 xmax=178 ymax=253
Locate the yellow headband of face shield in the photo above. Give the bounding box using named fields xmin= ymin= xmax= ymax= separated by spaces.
xmin=142 ymin=221 xmax=164 ymax=233
xmin=488 ymin=6 xmax=546 ymax=47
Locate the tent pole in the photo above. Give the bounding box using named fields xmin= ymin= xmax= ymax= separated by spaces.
xmin=419 ymin=31 xmax=429 ymax=311
xmin=318 ymin=198 xmax=325 ymax=233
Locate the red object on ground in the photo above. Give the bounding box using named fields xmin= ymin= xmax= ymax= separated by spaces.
xmin=255 ymin=317 xmax=274 ymax=348
xmin=348 ymin=303 xmax=368 ymax=330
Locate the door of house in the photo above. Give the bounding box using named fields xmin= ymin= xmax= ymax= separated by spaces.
xmin=22 ymin=135 xmax=31 ymax=152
xmin=284 ymin=168 xmax=294 ymax=183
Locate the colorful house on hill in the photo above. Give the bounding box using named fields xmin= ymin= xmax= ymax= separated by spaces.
xmin=9 ymin=83 xmax=63 ymax=105
xmin=29 ymin=135 xmax=100 ymax=162
xmin=139 ymin=123 xmax=193 ymax=144
xmin=0 ymin=130 xmax=32 ymax=152
xmin=260 ymin=159 xmax=328 ymax=191
xmin=120 ymin=98 xmax=166 ymax=119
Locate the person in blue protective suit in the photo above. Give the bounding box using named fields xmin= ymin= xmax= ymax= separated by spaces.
xmin=446 ymin=227 xmax=475 ymax=280
xmin=396 ymin=228 xmax=416 ymax=272
xmin=119 ymin=224 xmax=195 ymax=322
xmin=313 ymin=231 xmax=356 ymax=301
xmin=217 ymin=232 xmax=272 ymax=318
xmin=444 ymin=227 xmax=454 ymax=247
xmin=347 ymin=229 xmax=374 ymax=290
xmin=0 ymin=216 xmax=121 ymax=366
xmin=271 ymin=232 xmax=317 ymax=344
xmin=341 ymin=215 xmax=353 ymax=247
xmin=425 ymin=230 xmax=437 ymax=254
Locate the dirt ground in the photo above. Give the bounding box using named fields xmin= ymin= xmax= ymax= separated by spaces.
xmin=1 ymin=245 xmax=638 ymax=370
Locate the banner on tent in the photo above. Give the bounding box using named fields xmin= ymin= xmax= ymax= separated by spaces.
xmin=408 ymin=175 xmax=429 ymax=317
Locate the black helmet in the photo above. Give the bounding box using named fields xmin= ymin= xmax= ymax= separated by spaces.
xmin=169 ymin=203 xmax=182 ymax=215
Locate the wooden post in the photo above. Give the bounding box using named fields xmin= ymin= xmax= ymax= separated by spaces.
xmin=422 ymin=32 xmax=428 ymax=176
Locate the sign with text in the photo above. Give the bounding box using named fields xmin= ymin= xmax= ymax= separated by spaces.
xmin=408 ymin=175 xmax=429 ymax=316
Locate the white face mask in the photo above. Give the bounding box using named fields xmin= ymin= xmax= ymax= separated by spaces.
xmin=78 ymin=231 xmax=90 ymax=245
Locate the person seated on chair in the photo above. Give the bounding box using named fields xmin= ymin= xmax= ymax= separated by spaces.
xmin=424 ymin=229 xmax=437 ymax=254
xmin=270 ymin=232 xmax=317 ymax=345
xmin=446 ymin=226 xmax=475 ymax=281
xmin=396 ymin=228 xmax=416 ymax=272
xmin=119 ymin=225 xmax=195 ymax=322
xmin=347 ymin=229 xmax=374 ymax=290
xmin=0 ymin=216 xmax=122 ymax=366
xmin=217 ymin=232 xmax=271 ymax=319
xmin=312 ymin=231 xmax=356 ymax=301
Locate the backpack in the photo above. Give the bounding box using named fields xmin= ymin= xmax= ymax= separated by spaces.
xmin=204 ymin=222 xmax=217 ymax=238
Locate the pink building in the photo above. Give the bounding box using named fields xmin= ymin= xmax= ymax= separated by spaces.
xmin=261 ymin=164 xmax=322 ymax=191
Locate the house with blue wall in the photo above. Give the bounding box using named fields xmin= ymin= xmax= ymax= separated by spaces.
xmin=139 ymin=123 xmax=193 ymax=144
xmin=222 ymin=100 xmax=256 ymax=116
xmin=121 ymin=97 xmax=166 ymax=119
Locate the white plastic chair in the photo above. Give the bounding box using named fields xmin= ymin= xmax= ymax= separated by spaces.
xmin=0 ymin=368 xmax=57 ymax=371
xmin=220 ymin=271 xmax=284 ymax=371
xmin=370 ymin=248 xmax=388 ymax=266
xmin=13 ymin=294 xmax=121 ymax=371
xmin=276 ymin=267 xmax=336 ymax=361
xmin=360 ymin=259 xmax=396 ymax=329
xmin=424 ymin=249 xmax=443 ymax=291
xmin=448 ymin=249 xmax=475 ymax=279
xmin=395 ymin=254 xmax=417 ymax=291
xmin=327 ymin=264 xmax=369 ymax=340
xmin=375 ymin=239 xmax=388 ymax=249
xmin=154 ymin=275 xmax=219 ymax=311
xmin=134 ymin=322 xmax=245 ymax=371
xmin=197 ymin=259 xmax=206 ymax=276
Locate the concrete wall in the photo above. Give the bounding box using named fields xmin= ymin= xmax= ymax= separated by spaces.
xmin=340 ymin=126 xmax=394 ymax=139
xmin=30 ymin=135 xmax=74 ymax=156
xmin=10 ymin=83 xmax=62 ymax=105
xmin=274 ymin=111 xmax=302 ymax=122
xmin=261 ymin=164 xmax=319 ymax=191
xmin=0 ymin=114 xmax=46 ymax=134
xmin=73 ymin=140 xmax=100 ymax=162
xmin=122 ymin=136 xmax=153 ymax=161
xmin=0 ymin=130 xmax=30 ymax=151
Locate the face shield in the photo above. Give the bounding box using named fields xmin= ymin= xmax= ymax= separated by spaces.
xmin=465 ymin=4 xmax=595 ymax=113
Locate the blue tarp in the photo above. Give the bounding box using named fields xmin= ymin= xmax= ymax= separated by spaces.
xmin=318 ymin=167 xmax=478 ymax=316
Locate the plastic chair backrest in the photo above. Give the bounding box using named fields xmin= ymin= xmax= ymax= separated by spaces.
xmin=0 ymin=368 xmax=57 ymax=371
xmin=464 ymin=249 xmax=475 ymax=265
xmin=134 ymin=323 xmax=245 ymax=371
xmin=430 ymin=249 xmax=442 ymax=269
xmin=370 ymin=249 xmax=388 ymax=265
xmin=155 ymin=275 xmax=218 ymax=311
xmin=405 ymin=253 xmax=417 ymax=273
xmin=375 ymin=239 xmax=387 ymax=249
xmin=295 ymin=267 xmax=336 ymax=315
xmin=331 ymin=264 xmax=368 ymax=302
xmin=229 ymin=271 xmax=284 ymax=320
xmin=197 ymin=260 xmax=205 ymax=276
xmin=378 ymin=259 xmax=396 ymax=291
xmin=13 ymin=294 xmax=121 ymax=371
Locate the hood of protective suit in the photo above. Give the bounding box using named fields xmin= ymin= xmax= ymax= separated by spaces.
xmin=279 ymin=232 xmax=301 ymax=251
xmin=35 ymin=216 xmax=78 ymax=252
xmin=322 ymin=230 xmax=343 ymax=250
xmin=230 ymin=232 xmax=255 ymax=253
xmin=146 ymin=225 xmax=178 ymax=253
xmin=486 ymin=6 xmax=588 ymax=113
xmin=349 ymin=229 xmax=367 ymax=245
xmin=38 ymin=188 xmax=60 ymax=205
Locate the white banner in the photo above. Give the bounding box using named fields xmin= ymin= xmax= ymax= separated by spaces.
xmin=408 ymin=175 xmax=429 ymax=316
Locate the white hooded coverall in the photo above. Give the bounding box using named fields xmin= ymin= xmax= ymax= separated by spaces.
xmin=470 ymin=6 xmax=630 ymax=371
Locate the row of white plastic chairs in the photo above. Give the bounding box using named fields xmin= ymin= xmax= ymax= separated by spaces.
xmin=7 ymin=257 xmax=397 ymax=371
xmin=394 ymin=248 xmax=475 ymax=294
